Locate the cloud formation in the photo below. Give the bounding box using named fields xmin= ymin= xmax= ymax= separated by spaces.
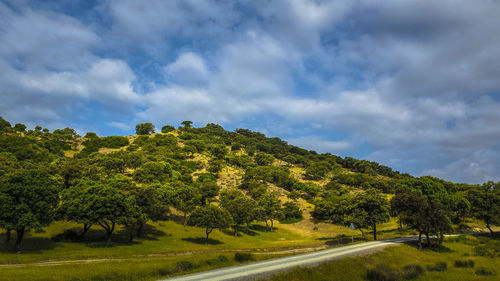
xmin=1 ymin=0 xmax=500 ymax=183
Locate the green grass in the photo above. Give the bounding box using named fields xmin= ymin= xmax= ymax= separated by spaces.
xmin=0 ymin=220 xmax=320 ymax=264
xmin=264 ymin=234 xmax=500 ymax=281
xmin=0 ymin=252 xmax=284 ymax=281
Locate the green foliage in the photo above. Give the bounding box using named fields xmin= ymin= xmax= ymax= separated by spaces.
xmin=426 ymin=261 xmax=447 ymax=271
xmin=401 ymin=264 xmax=424 ymax=279
xmin=135 ymin=123 xmax=155 ymax=135
xmin=280 ymin=202 xmax=303 ymax=223
xmin=133 ymin=161 xmax=172 ymax=183
xmin=181 ymin=120 xmax=193 ymax=128
xmin=161 ymin=125 xmax=175 ymax=133
xmin=0 ymin=168 xmax=60 ymax=249
xmin=188 ymin=204 xmax=233 ymax=241
xmin=304 ymin=160 xmax=332 ymax=180
xmin=175 ymin=260 xmax=196 ymax=272
xmin=220 ymin=189 xmax=256 ymax=230
xmin=366 ymin=264 xmax=399 ymax=281
xmin=84 ymin=132 xmax=98 ymax=138
xmin=475 ymin=268 xmax=495 ymax=276
xmin=467 ymin=182 xmax=500 ymax=235
xmin=454 ymin=260 xmax=474 ymax=268
xmin=332 ymin=189 xmax=390 ymax=240
xmin=0 ymin=116 xmax=12 ymax=132
xmin=255 ymin=192 xmax=282 ymax=231
xmin=255 ymin=153 xmax=274 ymax=166
xmin=52 ymin=127 xmax=80 ymax=140
xmin=234 ymin=252 xmax=253 ymax=262
xmin=13 ymin=123 xmax=27 ymax=132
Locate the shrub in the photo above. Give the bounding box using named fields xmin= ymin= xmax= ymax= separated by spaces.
xmin=401 ymin=264 xmax=424 ymax=279
xmin=161 ymin=125 xmax=175 ymax=133
xmin=475 ymin=268 xmax=495 ymax=276
xmin=365 ymin=264 xmax=399 ymax=281
xmin=218 ymin=255 xmax=229 ymax=262
xmin=454 ymin=260 xmax=474 ymax=268
xmin=175 ymin=261 xmax=195 ymax=272
xmin=426 ymin=262 xmax=447 ymax=272
xmin=234 ymin=252 xmax=252 ymax=262
xmin=158 ymin=268 xmax=172 ymax=276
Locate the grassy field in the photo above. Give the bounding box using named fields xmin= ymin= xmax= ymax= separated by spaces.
xmin=265 ymin=234 xmax=500 ymax=281
xmin=0 ymin=213 xmax=495 ymax=280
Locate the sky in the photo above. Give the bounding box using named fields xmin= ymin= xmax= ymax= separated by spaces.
xmin=1 ymin=0 xmax=500 ymax=184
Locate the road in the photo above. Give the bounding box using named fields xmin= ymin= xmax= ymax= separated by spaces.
xmin=160 ymin=237 xmax=416 ymax=281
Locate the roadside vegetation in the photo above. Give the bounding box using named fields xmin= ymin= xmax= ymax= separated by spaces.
xmin=0 ymin=116 xmax=499 ymax=280
xmin=265 ymin=234 xmax=500 ymax=281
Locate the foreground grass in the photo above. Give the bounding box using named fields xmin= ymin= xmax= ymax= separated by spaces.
xmin=265 ymin=234 xmax=500 ymax=281
xmin=0 ymin=252 xmax=285 ymax=281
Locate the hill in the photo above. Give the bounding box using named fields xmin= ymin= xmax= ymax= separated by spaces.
xmin=0 ymin=117 xmax=499 ymax=281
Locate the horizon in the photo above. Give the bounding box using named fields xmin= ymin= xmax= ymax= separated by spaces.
xmin=1 ymin=0 xmax=500 ymax=184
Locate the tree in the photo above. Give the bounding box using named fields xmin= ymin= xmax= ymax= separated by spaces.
xmin=128 ymin=184 xmax=170 ymax=238
xmin=161 ymin=125 xmax=175 ymax=133
xmin=255 ymin=192 xmax=282 ymax=231
xmin=13 ymin=123 xmax=26 ymax=132
xmin=181 ymin=120 xmax=193 ymax=128
xmin=189 ymin=205 xmax=232 ymax=242
xmin=84 ymin=132 xmax=98 ymax=138
xmin=166 ymin=183 xmax=201 ymax=226
xmin=333 ymin=189 xmax=389 ymax=240
xmin=135 ymin=123 xmax=155 ymax=135
xmin=0 ymin=116 xmax=12 ymax=132
xmin=0 ymin=169 xmax=60 ymax=251
xmin=197 ymin=175 xmax=220 ymax=205
xmin=58 ymin=180 xmax=141 ymax=241
xmin=467 ymin=182 xmax=500 ymax=237
xmin=133 ymin=161 xmax=172 ymax=183
xmin=220 ymin=189 xmax=256 ymax=234
xmin=391 ymin=188 xmax=452 ymax=248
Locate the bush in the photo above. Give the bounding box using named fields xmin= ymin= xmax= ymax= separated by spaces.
xmin=175 ymin=261 xmax=196 ymax=272
xmin=218 ymin=255 xmax=229 ymax=262
xmin=454 ymin=260 xmax=474 ymax=268
xmin=158 ymin=268 xmax=172 ymax=276
xmin=234 ymin=252 xmax=252 ymax=262
xmin=365 ymin=264 xmax=399 ymax=281
xmin=401 ymin=264 xmax=424 ymax=279
xmin=161 ymin=125 xmax=175 ymax=133
xmin=426 ymin=262 xmax=447 ymax=272
xmin=475 ymin=268 xmax=495 ymax=276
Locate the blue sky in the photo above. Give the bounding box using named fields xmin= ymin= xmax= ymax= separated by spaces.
xmin=1 ymin=0 xmax=500 ymax=184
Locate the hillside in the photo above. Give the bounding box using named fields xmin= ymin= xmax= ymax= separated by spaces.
xmin=0 ymin=117 xmax=499 ymax=281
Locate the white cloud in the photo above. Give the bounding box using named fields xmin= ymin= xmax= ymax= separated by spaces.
xmin=164 ymin=52 xmax=209 ymax=87
xmin=288 ymin=136 xmax=352 ymax=154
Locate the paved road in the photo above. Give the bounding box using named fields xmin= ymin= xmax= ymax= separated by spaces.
xmin=160 ymin=237 xmax=416 ymax=281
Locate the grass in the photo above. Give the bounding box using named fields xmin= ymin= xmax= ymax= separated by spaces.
xmin=264 ymin=234 xmax=500 ymax=281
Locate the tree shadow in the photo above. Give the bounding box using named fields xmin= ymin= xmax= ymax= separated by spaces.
xmin=403 ymin=239 xmax=453 ymax=252
xmin=317 ymin=234 xmax=366 ymax=246
xmin=182 ymin=237 xmax=223 ymax=245
xmin=249 ymin=224 xmax=276 ymax=232
xmin=0 ymin=232 xmax=59 ymax=253
xmin=50 ymin=224 xmax=166 ymax=248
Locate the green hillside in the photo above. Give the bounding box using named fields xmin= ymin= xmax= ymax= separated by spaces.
xmin=0 ymin=117 xmax=499 ymax=281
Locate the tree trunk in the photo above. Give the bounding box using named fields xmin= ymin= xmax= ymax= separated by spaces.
xmin=438 ymin=231 xmax=444 ymax=245
xmin=183 ymin=211 xmax=188 ymax=227
xmin=486 ymin=223 xmax=494 ymax=237
xmin=205 ymin=228 xmax=213 ymax=243
xmin=14 ymin=227 xmax=25 ymax=252
xmin=80 ymin=224 xmax=91 ymax=238
xmin=359 ymin=228 xmax=366 ymax=240
xmin=425 ymin=232 xmax=430 ymax=246
xmin=137 ymin=222 xmax=144 ymax=238
xmin=418 ymin=231 xmax=422 ymax=250
xmin=398 ymin=218 xmax=403 ymax=230
xmin=270 ymin=219 xmax=274 ymax=232
xmin=373 ymin=223 xmax=377 ymax=240
xmin=265 ymin=220 xmax=269 ymax=232
xmin=5 ymin=229 xmax=11 ymax=243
